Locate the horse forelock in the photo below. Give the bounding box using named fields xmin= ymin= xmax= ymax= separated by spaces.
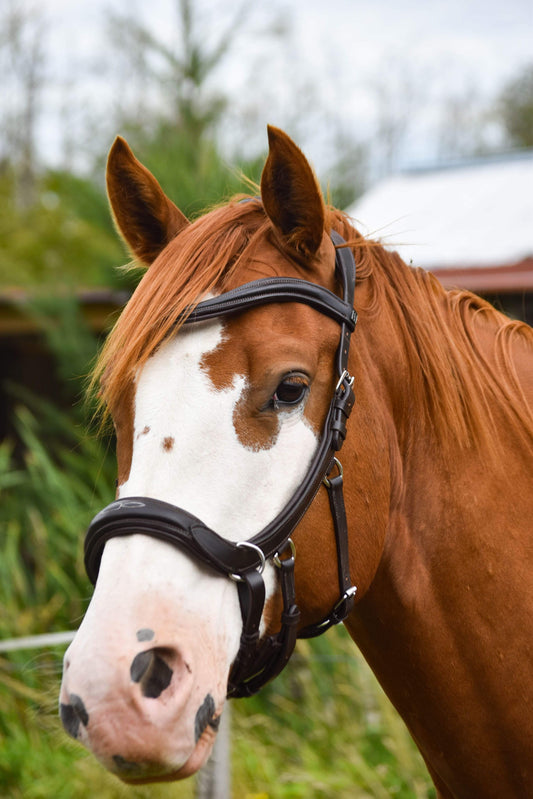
xmin=93 ymin=198 xmax=270 ymax=416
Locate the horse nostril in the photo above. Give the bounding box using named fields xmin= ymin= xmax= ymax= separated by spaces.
xmin=130 ymin=648 xmax=173 ymax=698
xmin=60 ymin=693 xmax=89 ymax=739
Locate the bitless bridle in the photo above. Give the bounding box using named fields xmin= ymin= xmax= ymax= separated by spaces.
xmin=84 ymin=229 xmax=358 ymax=698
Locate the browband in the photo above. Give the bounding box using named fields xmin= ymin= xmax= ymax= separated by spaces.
xmin=182 ymin=276 xmax=356 ymax=330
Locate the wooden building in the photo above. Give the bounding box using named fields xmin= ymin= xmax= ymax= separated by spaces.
xmin=0 ymin=290 xmax=128 ymax=443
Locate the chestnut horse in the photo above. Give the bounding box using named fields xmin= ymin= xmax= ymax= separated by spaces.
xmin=60 ymin=126 xmax=533 ymax=798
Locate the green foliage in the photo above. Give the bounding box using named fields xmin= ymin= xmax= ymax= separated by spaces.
xmin=117 ymin=120 xmax=264 ymax=219
xmin=20 ymin=294 xmax=102 ymax=394
xmin=233 ymin=631 xmax=434 ymax=799
xmin=0 ymin=130 xmax=263 ymax=295
xmin=498 ymin=63 xmax=533 ymax=148
xmin=0 ymin=167 xmax=126 ymax=291
xmin=0 ymin=400 xmax=114 ymax=640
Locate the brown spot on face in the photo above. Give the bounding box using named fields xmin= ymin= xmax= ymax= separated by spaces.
xmin=137 ymin=425 xmax=151 ymax=439
xmin=232 ymin=381 xmax=280 ymax=451
xmin=162 ymin=436 xmax=174 ymax=452
xmin=201 ymin=300 xmax=338 ymax=451
xmin=112 ymin=380 xmax=136 ymax=489
xmin=196 ymin=234 xmax=340 ymax=450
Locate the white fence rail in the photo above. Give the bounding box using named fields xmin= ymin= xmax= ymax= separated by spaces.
xmin=0 ymin=631 xmax=76 ymax=653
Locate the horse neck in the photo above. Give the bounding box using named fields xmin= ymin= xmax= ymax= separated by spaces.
xmin=342 ymin=251 xmax=533 ymax=792
xmin=349 ymin=245 xmax=533 ymax=546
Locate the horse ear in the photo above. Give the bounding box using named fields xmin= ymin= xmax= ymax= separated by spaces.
xmin=106 ymin=137 xmax=189 ymax=265
xmin=260 ymin=125 xmax=325 ymax=259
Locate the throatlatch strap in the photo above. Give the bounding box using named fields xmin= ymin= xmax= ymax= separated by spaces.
xmin=297 ymin=461 xmax=356 ymax=639
xmin=327 ymin=474 xmax=353 ymax=600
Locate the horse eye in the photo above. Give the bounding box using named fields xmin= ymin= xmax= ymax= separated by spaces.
xmin=272 ymin=377 xmax=308 ymax=409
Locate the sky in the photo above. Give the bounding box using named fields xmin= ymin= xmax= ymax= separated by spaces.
xmin=6 ymin=0 xmax=533 ymax=180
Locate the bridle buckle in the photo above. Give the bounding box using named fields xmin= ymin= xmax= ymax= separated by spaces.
xmin=273 ymin=538 xmax=296 ymax=568
xmin=330 ymin=585 xmax=358 ymax=625
xmin=229 ymin=541 xmax=266 ymax=582
xmin=335 ymin=369 xmax=354 ymax=393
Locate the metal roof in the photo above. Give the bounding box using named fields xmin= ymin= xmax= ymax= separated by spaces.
xmin=346 ymin=151 xmax=533 ymax=291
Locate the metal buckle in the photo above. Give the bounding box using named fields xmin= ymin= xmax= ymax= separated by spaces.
xmin=273 ymin=538 xmax=296 ymax=568
xmin=331 ymin=585 xmax=357 ymax=621
xmin=229 ymin=541 xmax=266 ymax=582
xmin=323 ymin=457 xmax=343 ymax=489
xmin=335 ymin=369 xmax=355 ymax=393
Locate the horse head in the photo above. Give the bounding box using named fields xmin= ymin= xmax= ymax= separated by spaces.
xmin=59 ymin=127 xmax=386 ymax=783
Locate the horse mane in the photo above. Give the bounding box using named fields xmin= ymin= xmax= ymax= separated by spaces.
xmin=336 ymin=210 xmax=533 ymax=454
xmin=94 ymin=199 xmax=533 ymax=455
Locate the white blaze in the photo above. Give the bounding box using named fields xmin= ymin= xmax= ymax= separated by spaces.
xmin=62 ymin=317 xmax=321 ymax=776
xmin=120 ymin=320 xmax=318 ymax=540
xmin=96 ymin=319 xmax=318 ymax=672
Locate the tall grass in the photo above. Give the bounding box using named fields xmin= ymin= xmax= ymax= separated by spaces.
xmin=0 ymin=392 xmax=434 ymax=798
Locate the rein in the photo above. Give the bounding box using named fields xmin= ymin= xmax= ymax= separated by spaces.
xmin=84 ymin=230 xmax=358 ymax=698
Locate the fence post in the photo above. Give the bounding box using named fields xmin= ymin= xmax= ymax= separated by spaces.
xmin=195 ymin=702 xmax=231 ymax=799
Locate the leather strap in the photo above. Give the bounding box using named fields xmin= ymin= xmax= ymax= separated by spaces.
xmin=298 ymin=464 xmax=356 ymax=639
xmin=85 ymin=498 xmax=263 ymax=584
xmin=229 ymin=545 xmax=300 ymax=698
xmin=182 ymin=277 xmax=356 ymax=332
xmin=227 ymin=569 xmax=266 ymax=693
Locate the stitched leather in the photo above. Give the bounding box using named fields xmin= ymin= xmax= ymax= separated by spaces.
xmin=182 ymin=277 xmax=356 ymax=331
xmin=84 ymin=498 xmax=262 ymax=583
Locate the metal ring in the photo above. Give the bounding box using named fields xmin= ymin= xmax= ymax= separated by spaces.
xmin=323 ymin=457 xmax=343 ymax=489
xmin=273 ymin=538 xmax=296 ymax=568
xmin=228 ymin=541 xmax=266 ymax=582
xmin=335 ymin=369 xmax=354 ymax=392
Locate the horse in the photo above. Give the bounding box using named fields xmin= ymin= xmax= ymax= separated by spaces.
xmin=59 ymin=126 xmax=533 ymax=798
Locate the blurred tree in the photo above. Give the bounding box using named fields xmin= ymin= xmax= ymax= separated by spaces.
xmin=0 ymin=1 xmax=46 ymax=208
xmin=326 ymin=133 xmax=368 ymax=210
xmin=104 ymin=0 xmax=263 ymax=215
xmin=436 ymin=85 xmax=492 ymax=160
xmin=107 ymin=0 xmax=235 ymax=138
xmin=369 ymin=56 xmax=426 ymax=178
xmin=498 ymin=64 xmax=533 ymax=148
xmin=0 ymin=169 xmax=125 ymax=290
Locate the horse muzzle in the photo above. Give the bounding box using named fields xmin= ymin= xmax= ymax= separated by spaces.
xmin=59 ymin=589 xmax=227 ymax=782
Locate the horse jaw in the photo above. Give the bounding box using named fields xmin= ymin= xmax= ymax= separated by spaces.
xmin=60 ymin=319 xmax=319 ymax=782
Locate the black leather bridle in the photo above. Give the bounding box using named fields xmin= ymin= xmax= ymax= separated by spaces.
xmin=84 ymin=230 xmax=358 ymax=698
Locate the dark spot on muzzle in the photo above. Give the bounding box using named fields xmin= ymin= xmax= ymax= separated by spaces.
xmin=194 ymin=693 xmax=220 ymax=743
xmin=130 ymin=649 xmax=173 ymax=698
xmin=112 ymin=754 xmax=143 ymax=776
xmin=60 ymin=693 xmax=89 ymax=739
xmin=136 ymin=628 xmax=155 ymax=642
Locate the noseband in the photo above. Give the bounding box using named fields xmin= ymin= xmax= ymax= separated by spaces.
xmin=84 ymin=230 xmax=358 ymax=698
